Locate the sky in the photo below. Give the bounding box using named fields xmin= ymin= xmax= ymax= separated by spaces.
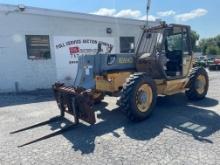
xmin=0 ymin=0 xmax=219 ymax=39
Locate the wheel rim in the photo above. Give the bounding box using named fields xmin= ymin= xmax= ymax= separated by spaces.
xmin=136 ymin=84 xmax=153 ymax=112
xmin=196 ymin=75 xmax=206 ymax=94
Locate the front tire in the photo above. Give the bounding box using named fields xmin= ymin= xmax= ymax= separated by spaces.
xmin=119 ymin=73 xmax=157 ymax=122
xmin=185 ymin=67 xmax=209 ymax=100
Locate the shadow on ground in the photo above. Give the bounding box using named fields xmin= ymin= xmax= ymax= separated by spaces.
xmin=0 ymin=90 xmax=54 ymax=108
xmin=43 ymin=94 xmax=220 ymax=154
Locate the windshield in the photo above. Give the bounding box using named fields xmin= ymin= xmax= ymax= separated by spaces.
xmin=137 ymin=30 xmax=163 ymax=55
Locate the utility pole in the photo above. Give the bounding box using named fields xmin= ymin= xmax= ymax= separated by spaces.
xmin=146 ymin=0 xmax=151 ymax=28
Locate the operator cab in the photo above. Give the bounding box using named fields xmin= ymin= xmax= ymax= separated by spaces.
xmin=163 ymin=25 xmax=192 ymax=78
xmin=136 ymin=23 xmax=193 ymax=80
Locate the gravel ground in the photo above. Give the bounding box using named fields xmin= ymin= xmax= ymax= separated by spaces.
xmin=0 ymin=71 xmax=220 ymax=165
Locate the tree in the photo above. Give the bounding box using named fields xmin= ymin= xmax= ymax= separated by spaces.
xmin=206 ymin=45 xmax=219 ymax=55
xmin=198 ymin=34 xmax=220 ymax=55
xmin=190 ymin=31 xmax=200 ymax=51
xmin=199 ymin=39 xmax=208 ymax=54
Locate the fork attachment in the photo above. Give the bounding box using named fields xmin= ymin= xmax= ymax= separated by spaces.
xmin=53 ymin=83 xmax=96 ymax=125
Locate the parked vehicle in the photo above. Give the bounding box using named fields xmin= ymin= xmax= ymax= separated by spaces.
xmin=193 ymin=56 xmax=208 ymax=68
xmin=209 ymin=58 xmax=220 ymax=70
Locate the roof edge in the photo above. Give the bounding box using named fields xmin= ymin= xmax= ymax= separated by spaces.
xmin=0 ymin=3 xmax=159 ymax=25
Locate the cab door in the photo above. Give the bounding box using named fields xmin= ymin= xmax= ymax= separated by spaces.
xmin=182 ymin=27 xmax=193 ymax=77
xmin=164 ymin=26 xmax=193 ymax=78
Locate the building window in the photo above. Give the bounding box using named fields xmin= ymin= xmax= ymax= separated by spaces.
xmin=26 ymin=35 xmax=51 ymax=60
xmin=120 ymin=37 xmax=135 ymax=53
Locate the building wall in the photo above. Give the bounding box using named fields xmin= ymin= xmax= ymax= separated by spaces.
xmin=0 ymin=8 xmax=156 ymax=93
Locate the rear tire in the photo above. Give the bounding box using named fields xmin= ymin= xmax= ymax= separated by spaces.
xmin=119 ymin=73 xmax=157 ymax=122
xmin=185 ymin=67 xmax=209 ymax=100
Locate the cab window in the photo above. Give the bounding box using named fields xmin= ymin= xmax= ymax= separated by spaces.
xmin=166 ymin=27 xmax=190 ymax=55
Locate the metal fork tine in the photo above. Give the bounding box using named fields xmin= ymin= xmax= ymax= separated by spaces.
xmin=18 ymin=123 xmax=78 ymax=148
xmin=10 ymin=116 xmax=63 ymax=134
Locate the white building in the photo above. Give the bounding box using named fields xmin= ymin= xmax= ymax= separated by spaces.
xmin=0 ymin=4 xmax=159 ymax=93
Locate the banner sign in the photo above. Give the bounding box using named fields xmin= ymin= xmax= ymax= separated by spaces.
xmin=54 ymin=37 xmax=115 ymax=84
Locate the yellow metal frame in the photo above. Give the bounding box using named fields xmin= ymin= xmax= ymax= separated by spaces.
xmin=96 ymin=72 xmax=131 ymax=93
xmin=155 ymin=78 xmax=188 ymax=95
xmin=96 ymin=72 xmax=189 ymax=95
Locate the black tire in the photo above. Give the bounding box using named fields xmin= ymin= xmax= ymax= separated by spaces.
xmin=185 ymin=67 xmax=209 ymax=100
xmin=119 ymin=73 xmax=157 ymax=122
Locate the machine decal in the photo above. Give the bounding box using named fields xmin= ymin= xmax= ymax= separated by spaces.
xmin=118 ymin=57 xmax=134 ymax=64
xmin=54 ymin=37 xmax=115 ymax=83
